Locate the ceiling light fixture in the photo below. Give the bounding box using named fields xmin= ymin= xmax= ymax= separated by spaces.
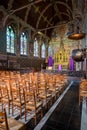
xmin=68 ymin=17 xmax=85 ymax=40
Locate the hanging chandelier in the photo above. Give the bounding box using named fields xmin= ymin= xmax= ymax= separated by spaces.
xmin=67 ymin=17 xmax=85 ymax=40
xmin=71 ymin=48 xmax=86 ymax=62
xmin=68 ymin=32 xmax=85 ymax=40
xmin=72 ymin=49 xmax=84 ymax=61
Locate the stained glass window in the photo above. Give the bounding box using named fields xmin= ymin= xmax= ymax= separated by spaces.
xmin=6 ymin=26 xmax=15 ymax=53
xmin=20 ymin=32 xmax=27 ymax=55
xmin=34 ymin=38 xmax=39 ymax=57
xmin=41 ymin=43 xmax=46 ymax=58
xmin=48 ymin=46 xmax=53 ymax=56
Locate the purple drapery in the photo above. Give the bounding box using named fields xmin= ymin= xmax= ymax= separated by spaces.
xmin=69 ymin=56 xmax=74 ymax=70
xmin=48 ymin=56 xmax=54 ymax=66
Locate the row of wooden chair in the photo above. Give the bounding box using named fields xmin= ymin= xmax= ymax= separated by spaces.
xmin=0 ymin=83 xmax=43 ymax=125
xmin=0 ymin=71 xmax=68 ymax=126
xmin=79 ymin=79 xmax=87 ymax=105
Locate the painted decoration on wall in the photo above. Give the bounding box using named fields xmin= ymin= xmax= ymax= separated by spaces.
xmin=48 ymin=24 xmax=83 ymax=70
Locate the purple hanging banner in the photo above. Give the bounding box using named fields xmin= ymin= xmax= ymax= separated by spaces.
xmin=48 ymin=56 xmax=54 ymax=66
xmin=69 ymin=56 xmax=74 ymax=70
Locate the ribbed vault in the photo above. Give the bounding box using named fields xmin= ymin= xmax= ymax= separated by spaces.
xmin=0 ymin=0 xmax=86 ymax=37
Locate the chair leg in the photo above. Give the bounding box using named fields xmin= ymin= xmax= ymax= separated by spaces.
xmin=41 ymin=108 xmax=43 ymax=118
xmin=20 ymin=107 xmax=22 ymax=118
xmin=55 ymin=93 xmax=57 ymax=100
xmin=79 ymin=95 xmax=80 ymax=106
xmin=8 ymin=101 xmax=10 ymax=114
xmin=34 ymin=113 xmax=37 ymax=125
xmin=24 ymin=109 xmax=27 ymax=121
xmin=12 ymin=104 xmax=14 ymax=115
xmin=2 ymin=102 xmax=4 ymax=111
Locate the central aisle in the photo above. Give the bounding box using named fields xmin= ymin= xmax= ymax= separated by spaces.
xmin=40 ymin=81 xmax=81 ymax=130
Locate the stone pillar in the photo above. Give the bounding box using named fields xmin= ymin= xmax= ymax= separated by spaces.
xmin=29 ymin=39 xmax=34 ymax=57
xmin=45 ymin=43 xmax=49 ymax=58
xmin=38 ymin=37 xmax=42 ymax=58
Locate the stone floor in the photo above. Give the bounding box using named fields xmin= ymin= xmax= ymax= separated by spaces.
xmin=40 ymin=81 xmax=81 ymax=130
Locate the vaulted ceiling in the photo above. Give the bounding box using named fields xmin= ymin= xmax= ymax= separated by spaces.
xmin=0 ymin=0 xmax=86 ymax=38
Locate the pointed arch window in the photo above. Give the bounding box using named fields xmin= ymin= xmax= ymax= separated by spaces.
xmin=6 ymin=25 xmax=15 ymax=53
xmin=48 ymin=45 xmax=53 ymax=56
xmin=34 ymin=38 xmax=39 ymax=57
xmin=20 ymin=32 xmax=27 ymax=55
xmin=41 ymin=43 xmax=46 ymax=58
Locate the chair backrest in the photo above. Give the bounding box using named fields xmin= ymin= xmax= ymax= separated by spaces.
xmin=0 ymin=83 xmax=9 ymax=100
xmin=0 ymin=108 xmax=9 ymax=130
xmin=24 ymin=91 xmax=36 ymax=108
xmin=80 ymin=80 xmax=87 ymax=91
xmin=11 ymin=87 xmax=20 ymax=101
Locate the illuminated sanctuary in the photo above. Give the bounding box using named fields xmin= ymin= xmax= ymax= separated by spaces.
xmin=48 ymin=25 xmax=80 ymax=71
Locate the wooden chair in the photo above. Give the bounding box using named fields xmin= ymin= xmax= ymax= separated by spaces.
xmin=0 ymin=108 xmax=9 ymax=130
xmin=37 ymin=82 xmax=52 ymax=108
xmin=24 ymin=90 xmax=43 ymax=125
xmin=79 ymin=80 xmax=87 ymax=105
xmin=55 ymin=76 xmax=64 ymax=94
xmin=0 ymin=108 xmax=25 ymax=130
xmin=0 ymin=83 xmax=12 ymax=114
xmin=0 ymin=86 xmax=3 ymax=111
xmin=47 ymin=80 xmax=57 ymax=100
xmin=11 ymin=87 xmax=24 ymax=118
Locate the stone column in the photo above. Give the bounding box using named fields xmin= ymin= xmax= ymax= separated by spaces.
xmin=45 ymin=43 xmax=49 ymax=58
xmin=38 ymin=37 xmax=42 ymax=58
xmin=29 ymin=39 xmax=34 ymax=57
